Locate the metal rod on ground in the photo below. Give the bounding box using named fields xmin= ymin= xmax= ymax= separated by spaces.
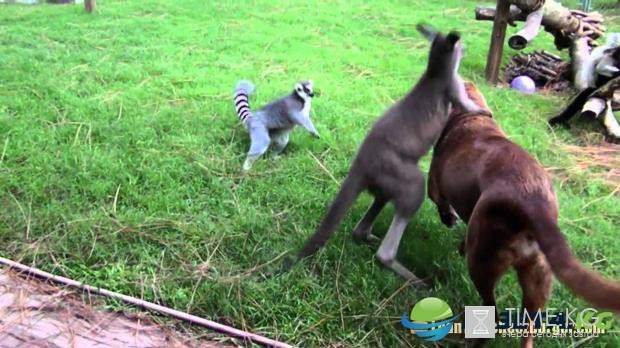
xmin=0 ymin=257 xmax=292 ymax=348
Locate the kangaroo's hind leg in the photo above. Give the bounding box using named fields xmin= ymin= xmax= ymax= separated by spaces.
xmin=243 ymin=124 xmax=270 ymax=172
xmin=375 ymin=169 xmax=427 ymax=287
xmin=353 ymin=197 xmax=387 ymax=244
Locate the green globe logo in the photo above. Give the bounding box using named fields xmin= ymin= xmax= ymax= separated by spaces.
xmin=401 ymin=297 xmax=461 ymax=342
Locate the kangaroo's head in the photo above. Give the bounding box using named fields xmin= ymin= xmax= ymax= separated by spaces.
xmin=417 ymin=24 xmax=463 ymax=77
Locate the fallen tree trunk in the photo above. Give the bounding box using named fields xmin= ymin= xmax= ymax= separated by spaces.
xmin=475 ymin=5 xmax=526 ymax=21
xmin=475 ymin=0 xmax=605 ymax=50
xmin=590 ymin=76 xmax=620 ymax=100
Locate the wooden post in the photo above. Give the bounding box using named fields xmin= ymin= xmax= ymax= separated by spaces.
xmin=485 ymin=0 xmax=511 ymax=83
xmin=85 ymin=0 xmax=95 ymax=13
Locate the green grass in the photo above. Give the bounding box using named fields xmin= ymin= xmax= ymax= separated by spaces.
xmin=1 ymin=1 xmax=619 ymax=347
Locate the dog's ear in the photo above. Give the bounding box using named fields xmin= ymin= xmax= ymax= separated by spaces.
xmin=416 ymin=23 xmax=438 ymax=42
xmin=463 ymin=82 xmax=491 ymax=115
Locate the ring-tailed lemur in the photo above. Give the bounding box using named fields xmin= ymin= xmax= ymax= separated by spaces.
xmin=233 ymin=80 xmax=320 ymax=172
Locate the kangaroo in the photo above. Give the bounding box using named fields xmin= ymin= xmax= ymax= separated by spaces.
xmin=284 ymin=24 xmax=481 ymax=285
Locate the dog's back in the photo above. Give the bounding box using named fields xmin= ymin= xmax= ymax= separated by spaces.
xmin=431 ymin=95 xmax=555 ymax=224
xmin=428 ymin=83 xmax=620 ymax=348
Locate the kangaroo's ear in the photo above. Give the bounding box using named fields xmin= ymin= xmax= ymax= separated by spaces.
xmin=416 ymin=23 xmax=438 ymax=42
xmin=446 ymin=31 xmax=461 ymax=47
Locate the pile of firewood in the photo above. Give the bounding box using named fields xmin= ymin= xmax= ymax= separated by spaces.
xmin=504 ymin=51 xmax=572 ymax=91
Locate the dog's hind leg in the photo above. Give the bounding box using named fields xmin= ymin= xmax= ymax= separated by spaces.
xmin=515 ymin=252 xmax=553 ymax=348
xmin=466 ymin=207 xmax=512 ymax=311
xmin=353 ymin=197 xmax=387 ymax=243
xmin=464 ymin=218 xmax=512 ymax=348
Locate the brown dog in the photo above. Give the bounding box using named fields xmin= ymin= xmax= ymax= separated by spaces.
xmin=428 ymin=82 xmax=620 ymax=347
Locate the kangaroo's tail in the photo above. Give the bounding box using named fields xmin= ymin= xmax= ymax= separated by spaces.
xmin=233 ymin=80 xmax=255 ymax=123
xmin=528 ymin=209 xmax=620 ymax=312
xmin=296 ymin=171 xmax=365 ymax=260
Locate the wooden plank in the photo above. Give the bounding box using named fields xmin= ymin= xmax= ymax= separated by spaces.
xmin=485 ymin=0 xmax=511 ymax=83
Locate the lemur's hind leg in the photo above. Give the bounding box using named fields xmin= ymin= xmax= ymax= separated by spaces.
xmin=243 ymin=125 xmax=270 ymax=172
xmin=353 ymin=197 xmax=387 ymax=244
xmin=270 ymin=129 xmax=291 ymax=158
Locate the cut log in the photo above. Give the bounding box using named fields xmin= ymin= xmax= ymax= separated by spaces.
xmin=509 ymin=7 xmax=543 ymax=49
xmin=571 ymin=37 xmax=592 ymax=90
xmin=581 ymin=97 xmax=606 ymax=118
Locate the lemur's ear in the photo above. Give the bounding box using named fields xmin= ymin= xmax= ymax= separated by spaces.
xmin=416 ymin=23 xmax=437 ymax=42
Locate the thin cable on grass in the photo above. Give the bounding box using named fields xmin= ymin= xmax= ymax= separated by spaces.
xmin=335 ymin=238 xmax=346 ymax=331
xmin=581 ymin=186 xmax=620 ymax=211
xmin=0 ymin=257 xmax=292 ymax=348
xmin=8 ymin=192 xmax=30 ymax=241
xmin=308 ymin=150 xmax=340 ymax=186
xmin=117 ymin=101 xmax=123 ymax=121
xmin=112 ymin=185 xmax=121 ymax=216
xmin=219 ymin=249 xmax=290 ymax=283
xmin=0 ymin=136 xmax=9 ymax=164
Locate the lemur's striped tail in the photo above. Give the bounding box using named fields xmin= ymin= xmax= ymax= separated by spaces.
xmin=233 ymin=80 xmax=256 ymax=123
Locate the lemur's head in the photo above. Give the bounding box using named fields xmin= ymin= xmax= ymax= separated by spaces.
xmin=294 ymin=80 xmax=314 ymax=100
xmin=416 ymin=23 xmax=463 ymax=76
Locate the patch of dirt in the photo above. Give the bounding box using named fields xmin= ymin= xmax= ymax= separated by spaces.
xmin=547 ymin=142 xmax=620 ymax=192
xmin=0 ymin=268 xmax=233 ymax=347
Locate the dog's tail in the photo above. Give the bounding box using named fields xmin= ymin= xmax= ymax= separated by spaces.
xmin=233 ymin=80 xmax=255 ymax=123
xmin=529 ymin=210 xmax=620 ymax=312
xmin=295 ymin=170 xmax=365 ymax=260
